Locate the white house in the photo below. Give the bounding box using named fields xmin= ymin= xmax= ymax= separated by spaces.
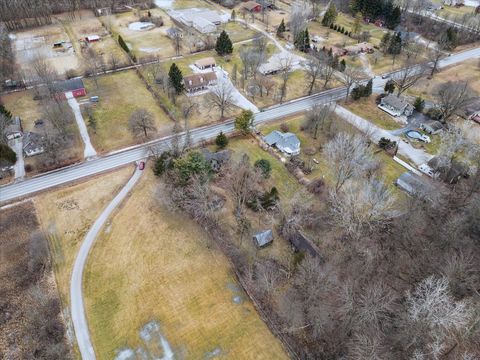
xmin=23 ymin=132 xmax=44 ymax=157
xmin=263 ymin=130 xmax=301 ymax=156
xmin=378 ymin=94 xmax=414 ymax=117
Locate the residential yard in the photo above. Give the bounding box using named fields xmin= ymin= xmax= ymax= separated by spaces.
xmin=0 ymin=90 xmax=43 ymax=131
xmin=342 ymin=97 xmax=403 ymax=130
xmin=333 ymin=13 xmax=388 ymax=46
xmin=82 ymin=70 xmax=173 ymax=152
xmin=431 ymin=0 xmax=478 ymax=18
xmin=83 ymin=168 xmax=289 ymax=360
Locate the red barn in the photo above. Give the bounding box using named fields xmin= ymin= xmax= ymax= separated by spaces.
xmin=243 ymin=1 xmax=262 ymax=12
xmin=54 ymin=78 xmax=87 ymax=99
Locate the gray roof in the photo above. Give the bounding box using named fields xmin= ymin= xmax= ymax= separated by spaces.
xmin=422 ymin=120 xmax=443 ymax=131
xmin=396 ymin=172 xmax=435 ymax=197
xmin=54 ymin=78 xmax=85 ymax=92
xmin=23 ymin=131 xmax=44 ymax=154
xmin=200 ymin=148 xmax=230 ymax=163
xmin=253 ymin=229 xmax=273 ymax=247
xmin=381 ymin=94 xmax=412 ymax=111
xmin=263 ymin=130 xmax=300 ymax=154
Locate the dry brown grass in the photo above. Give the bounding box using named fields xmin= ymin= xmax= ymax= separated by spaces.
xmin=83 ymin=168 xmax=289 ymax=360
xmin=0 ymin=90 xmax=43 ymax=131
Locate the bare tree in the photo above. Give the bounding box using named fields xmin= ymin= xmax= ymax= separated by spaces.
xmin=392 ymin=59 xmax=427 ymax=97
xmin=31 ymin=53 xmax=60 ymax=97
xmin=128 ymin=108 xmax=157 ymax=139
xmin=170 ymin=27 xmax=182 ymax=56
xmin=304 ymin=102 xmax=336 ymax=139
xmin=428 ymin=36 xmax=449 ymax=77
xmin=84 ymin=47 xmax=103 ymax=88
xmin=323 ymin=132 xmax=376 ymax=192
xmin=279 ymin=189 xmax=315 ymax=240
xmin=279 ymin=55 xmax=293 ymax=103
xmin=304 ymin=54 xmax=323 ymax=95
xmin=339 ymin=67 xmax=364 ymax=101
xmin=109 ymin=53 xmax=119 ymax=70
xmin=434 ymin=81 xmax=477 ymax=123
xmin=0 ymin=113 xmax=10 ymax=144
xmin=41 ymin=100 xmax=73 ymax=137
xmin=290 ymin=2 xmax=309 ymax=40
xmin=207 ymin=80 xmax=234 ymax=119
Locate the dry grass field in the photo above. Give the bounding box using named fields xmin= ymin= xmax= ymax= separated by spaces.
xmin=0 ymin=90 xmax=43 ymax=131
xmin=83 ymin=169 xmax=289 ymax=360
xmin=82 ymin=70 xmax=173 ymax=152
xmin=342 ymin=97 xmax=402 ymax=130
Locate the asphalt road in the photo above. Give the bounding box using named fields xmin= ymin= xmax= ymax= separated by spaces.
xmin=70 ymin=166 xmax=143 ymax=360
xmin=1 ymin=46 xmax=479 ymax=204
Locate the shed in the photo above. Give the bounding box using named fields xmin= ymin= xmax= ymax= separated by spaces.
xmin=194 ymin=57 xmax=216 ymax=70
xmin=243 ymin=1 xmax=262 ymax=12
xmin=4 ymin=116 xmax=23 ymax=140
xmin=54 ymin=78 xmax=86 ymax=99
xmin=253 ymin=229 xmax=273 ymax=247
xmin=395 ymin=172 xmax=435 ymax=197
xmin=420 ymin=120 xmax=443 ymax=134
xmin=263 ymin=130 xmax=301 ymax=156
xmin=166 ymin=27 xmax=183 ymax=39
xmin=86 ymin=35 xmax=100 ymax=43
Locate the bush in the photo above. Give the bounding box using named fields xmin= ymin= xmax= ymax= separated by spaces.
xmin=280 ymin=122 xmax=289 ymax=132
xmin=261 ymin=187 xmax=279 ymax=209
xmin=378 ymin=137 xmax=396 ymax=150
xmin=255 ymin=159 xmax=272 ymax=178
xmin=413 ymin=97 xmax=425 ymax=112
xmin=215 ymin=131 xmax=228 ymax=149
xmin=0 ymin=143 xmax=17 ymax=165
xmin=153 ymin=151 xmax=173 ymax=176
xmin=426 ymin=107 xmax=443 ymax=121
xmin=333 ymin=24 xmax=337 ymax=31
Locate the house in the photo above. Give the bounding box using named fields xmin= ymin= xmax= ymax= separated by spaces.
xmin=253 ymin=229 xmax=273 ymax=247
xmin=395 ymin=172 xmax=435 ymax=197
xmin=243 ymin=1 xmax=262 ymax=12
xmin=183 ymin=72 xmax=217 ymax=93
xmin=420 ymin=120 xmax=443 ymax=134
xmin=263 ymin=130 xmax=301 ymax=156
xmin=191 ymin=17 xmax=217 ymax=34
xmin=378 ymin=94 xmax=414 ymax=117
xmin=194 ymin=57 xmax=216 ymax=70
xmin=168 ymin=8 xmax=227 ymax=34
xmin=200 ymin=148 xmax=231 ymax=171
xmin=23 ymin=132 xmax=44 ymax=157
xmin=166 ymin=27 xmax=183 ymax=39
xmin=428 ymin=156 xmax=469 ymax=184
xmin=344 ymin=42 xmax=374 ymax=55
xmin=85 ymin=35 xmax=100 ymax=43
xmin=4 ymin=116 xmax=23 ymax=140
xmin=54 ymin=78 xmax=86 ymax=99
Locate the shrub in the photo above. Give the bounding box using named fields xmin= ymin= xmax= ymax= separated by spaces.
xmin=280 ymin=122 xmax=289 ymax=132
xmin=333 ymin=24 xmax=338 ymax=31
xmin=0 ymin=143 xmax=17 ymax=165
xmin=378 ymin=137 xmax=396 ymax=150
xmin=153 ymin=151 xmax=173 ymax=176
xmin=215 ymin=131 xmax=229 ymax=149
xmin=255 ymin=159 xmax=272 ymax=178
xmin=414 ymin=97 xmax=425 ymax=112
xmin=306 ymin=178 xmax=325 ymax=194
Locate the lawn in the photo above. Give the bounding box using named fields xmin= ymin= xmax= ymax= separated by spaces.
xmin=333 ymin=13 xmax=388 ymax=46
xmin=342 ymin=97 xmax=402 ymax=130
xmin=82 ymin=70 xmax=173 ymax=152
xmin=83 ymin=168 xmax=289 ymax=360
xmin=0 ymin=90 xmax=43 ymax=131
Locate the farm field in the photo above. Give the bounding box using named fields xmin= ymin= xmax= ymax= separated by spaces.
xmin=82 ymin=70 xmax=173 ymax=152
xmin=83 ymin=168 xmax=289 ymax=360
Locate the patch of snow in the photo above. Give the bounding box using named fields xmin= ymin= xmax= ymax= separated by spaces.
xmin=233 ymin=296 xmax=243 ymax=304
xmin=128 ymin=22 xmax=155 ymax=31
xmin=115 ymin=348 xmax=135 ymax=360
xmin=154 ymin=0 xmax=174 ymax=9
xmin=8 ymin=33 xmax=16 ymax=40
xmin=139 ymin=47 xmax=161 ymax=53
xmin=205 ymin=347 xmax=223 ymax=358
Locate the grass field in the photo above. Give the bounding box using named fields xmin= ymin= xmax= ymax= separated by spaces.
xmin=342 ymin=97 xmax=402 ymax=130
xmin=83 ymin=169 xmax=289 ymax=360
xmin=0 ymin=90 xmax=43 ymax=131
xmin=82 ymin=70 xmax=172 ymax=152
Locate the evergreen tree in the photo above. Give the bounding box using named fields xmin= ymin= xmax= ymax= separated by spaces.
xmin=446 ymin=27 xmax=458 ymax=49
xmin=0 ymin=104 xmax=12 ymax=119
xmin=168 ymin=63 xmax=184 ymax=94
xmin=414 ymin=97 xmax=425 ymax=112
xmin=215 ymin=30 xmax=233 ymax=56
xmin=215 ymin=131 xmax=229 ymax=149
xmin=352 ymin=12 xmax=363 ymax=35
xmin=384 ymin=79 xmax=395 ymax=93
xmin=365 ymin=79 xmax=373 ymax=96
xmin=386 ymin=6 xmax=401 ymax=29
xmin=118 ymin=35 xmax=130 ymax=53
xmin=329 ymin=23 xmax=334 ymax=29
xmin=387 ymin=32 xmax=402 ymax=55
xmin=351 ymin=86 xmax=363 ymax=100
xmin=341 ymin=26 xmax=345 ymax=34
xmin=277 ymin=18 xmax=286 ymax=37
xmin=333 ymin=24 xmax=338 ymax=31
xmin=321 ymin=4 xmax=338 ymax=27
xmin=0 ymin=143 xmax=17 ymax=165
xmin=234 ymin=110 xmax=254 ymax=134
xmin=339 ymin=59 xmax=346 ymax=72
xmin=380 ymin=32 xmax=391 ymax=53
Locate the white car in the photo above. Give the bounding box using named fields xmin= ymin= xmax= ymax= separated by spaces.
xmin=420 ymin=134 xmax=431 ymax=143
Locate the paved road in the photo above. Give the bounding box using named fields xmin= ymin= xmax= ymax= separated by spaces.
xmin=70 ymin=165 xmax=143 ymax=360
xmin=1 ymin=46 xmax=479 ymax=203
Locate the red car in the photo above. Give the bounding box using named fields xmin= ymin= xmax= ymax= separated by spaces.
xmin=138 ymin=161 xmax=145 ymax=170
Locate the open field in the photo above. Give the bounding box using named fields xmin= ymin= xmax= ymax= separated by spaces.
xmin=83 ymin=168 xmax=289 ymax=360
xmin=0 ymin=202 xmax=71 ymax=359
xmin=82 ymin=70 xmax=173 ymax=152
xmin=12 ymin=23 xmax=80 ymax=74
xmin=342 ymin=97 xmax=402 ymax=130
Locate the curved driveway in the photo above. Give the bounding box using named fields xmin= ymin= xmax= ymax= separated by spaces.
xmin=70 ymin=166 xmax=143 ymax=360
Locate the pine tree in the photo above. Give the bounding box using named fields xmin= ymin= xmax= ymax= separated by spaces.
xmin=294 ymin=29 xmax=310 ymax=52
xmin=388 ymin=32 xmax=402 ymax=55
xmin=215 ymin=30 xmax=233 ymax=56
xmin=386 ymin=6 xmax=401 ymax=30
xmin=277 ymin=18 xmax=286 ymax=37
xmin=380 ymin=32 xmax=391 ymax=53
xmin=168 ymin=63 xmax=184 ymax=94
xmin=0 ymin=104 xmax=12 ymax=119
xmin=384 ymin=79 xmax=395 ymax=93
xmin=321 ymin=3 xmax=338 ymax=27
xmin=446 ymin=27 xmax=457 ymax=49
xmin=365 ymin=78 xmax=373 ymax=96
xmin=215 ymin=131 xmax=229 ymax=149
xmin=339 ymin=59 xmax=346 ymax=72
xmin=333 ymin=24 xmax=338 ymax=31
xmin=118 ymin=35 xmax=130 ymax=53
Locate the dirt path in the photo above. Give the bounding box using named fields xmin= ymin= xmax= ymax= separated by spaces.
xmin=66 ymin=92 xmax=97 ymax=158
xmin=70 ymin=165 xmax=143 ymax=360
xmin=9 ymin=137 xmax=25 ymax=179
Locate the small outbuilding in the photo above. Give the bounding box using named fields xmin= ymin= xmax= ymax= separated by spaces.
xmin=395 ymin=171 xmax=435 ymax=197
xmin=253 ymin=229 xmax=274 ymax=247
xmin=4 ymin=116 xmax=23 ymax=140
xmin=200 ymin=148 xmax=231 ymax=171
xmin=243 ymin=1 xmax=262 ymax=12
xmin=86 ymin=35 xmax=101 ymax=43
xmin=378 ymin=94 xmax=414 ymax=117
xmin=420 ymin=120 xmax=443 ymax=134
xmin=263 ymin=130 xmax=301 ymax=156
xmin=194 ymin=57 xmax=216 ymax=70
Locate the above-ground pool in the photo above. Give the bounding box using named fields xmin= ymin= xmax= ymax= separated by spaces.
xmin=406 ymin=130 xmax=430 ymax=143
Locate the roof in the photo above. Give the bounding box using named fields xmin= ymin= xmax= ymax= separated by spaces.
xmin=396 ymin=172 xmax=435 ymax=196
xmin=201 ymin=148 xmax=231 ymax=163
xmin=263 ymin=130 xmax=301 ymax=154
xmin=166 ymin=27 xmax=182 ymax=36
xmin=381 ymin=94 xmax=412 ymax=110
xmin=253 ymin=229 xmax=273 ymax=247
xmin=23 ymin=131 xmax=44 ymax=154
xmin=428 ymin=156 xmax=469 ymax=183
xmin=194 ymin=57 xmax=216 ymax=68
xmin=54 ymin=78 xmax=85 ymax=92
xmin=183 ymin=72 xmax=217 ymax=90
xmin=422 ymin=120 xmax=443 ymax=131
xmin=243 ymin=1 xmax=261 ymax=10
xmin=4 ymin=124 xmax=21 ymax=134
xmin=86 ymin=35 xmax=100 ymax=41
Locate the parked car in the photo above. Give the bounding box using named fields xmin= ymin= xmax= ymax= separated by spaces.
xmin=138 ymin=161 xmax=145 ymax=170
xmin=381 ymin=74 xmax=390 ymax=79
